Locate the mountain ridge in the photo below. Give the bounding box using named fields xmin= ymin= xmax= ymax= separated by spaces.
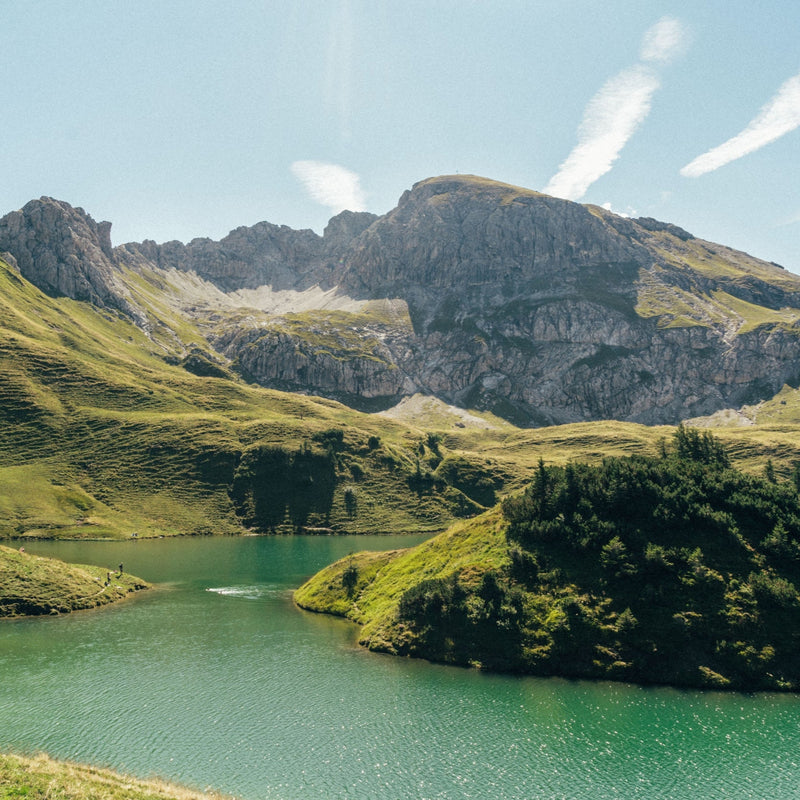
xmin=3 ymin=174 xmax=800 ymax=426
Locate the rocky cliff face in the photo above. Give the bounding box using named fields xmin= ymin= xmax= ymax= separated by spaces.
xmin=330 ymin=176 xmax=800 ymax=424
xmin=120 ymin=209 xmax=378 ymax=293
xmin=3 ymin=176 xmax=800 ymax=426
xmin=0 ymin=198 xmax=143 ymax=323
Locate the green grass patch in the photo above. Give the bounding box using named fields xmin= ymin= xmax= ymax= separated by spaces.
xmin=0 ymin=545 xmax=148 ymax=617
xmin=0 ymin=752 xmax=229 ymax=800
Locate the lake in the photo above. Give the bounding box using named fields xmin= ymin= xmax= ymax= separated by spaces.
xmin=2 ymin=535 xmax=799 ymax=799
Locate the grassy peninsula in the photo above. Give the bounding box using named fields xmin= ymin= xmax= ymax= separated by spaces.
xmin=0 ymin=545 xmax=147 ymax=617
xmin=0 ymin=752 xmax=229 ymax=800
xmin=296 ymin=428 xmax=800 ymax=691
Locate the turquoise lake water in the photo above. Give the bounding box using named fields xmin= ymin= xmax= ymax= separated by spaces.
xmin=2 ymin=535 xmax=799 ymax=799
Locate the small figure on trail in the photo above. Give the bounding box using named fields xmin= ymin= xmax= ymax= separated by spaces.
xmin=106 ymin=572 xmax=111 ymax=586
xmin=118 ymin=563 xmax=123 ymax=575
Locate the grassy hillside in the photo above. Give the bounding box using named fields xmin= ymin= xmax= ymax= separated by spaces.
xmin=0 ymin=752 xmax=229 ymax=800
xmin=296 ymin=428 xmax=800 ymax=691
xmin=295 ymin=508 xmax=510 ymax=654
xmin=0 ymin=545 xmax=147 ymax=616
xmin=0 ymin=258 xmax=514 ymax=538
xmin=7 ymin=252 xmax=800 ymax=543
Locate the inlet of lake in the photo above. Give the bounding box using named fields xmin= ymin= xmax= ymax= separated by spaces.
xmin=2 ymin=535 xmax=799 ymax=799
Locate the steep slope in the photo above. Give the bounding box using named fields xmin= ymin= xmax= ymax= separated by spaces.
xmin=5 ymin=178 xmax=800 ymax=541
xmin=0 ymin=197 xmax=144 ymax=323
xmin=131 ymin=176 xmax=800 ymax=425
xmin=0 ymin=254 xmax=511 ymax=539
xmin=331 ymin=176 xmax=800 ymax=424
xmin=4 ymin=241 xmax=800 ymax=542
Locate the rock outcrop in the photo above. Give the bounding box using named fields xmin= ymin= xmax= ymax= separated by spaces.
xmin=120 ymin=209 xmax=378 ymax=293
xmin=330 ymin=176 xmax=800 ymax=424
xmin=0 ymin=198 xmax=143 ymax=322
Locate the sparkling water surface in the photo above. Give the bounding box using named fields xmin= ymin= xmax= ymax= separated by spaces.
xmin=2 ymin=535 xmax=799 ymax=799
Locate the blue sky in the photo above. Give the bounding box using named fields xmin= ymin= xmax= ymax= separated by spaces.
xmin=4 ymin=1 xmax=800 ymax=271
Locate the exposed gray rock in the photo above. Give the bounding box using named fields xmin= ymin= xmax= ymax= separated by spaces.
xmin=0 ymin=251 xmax=19 ymax=271
xmin=322 ymin=210 xmax=378 ymax=250
xmin=215 ymin=314 xmax=411 ymax=409
xmin=119 ymin=208 xmax=377 ymax=294
xmin=0 ymin=198 xmax=143 ymax=322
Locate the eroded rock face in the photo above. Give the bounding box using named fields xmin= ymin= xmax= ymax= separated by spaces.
xmin=0 ymin=198 xmax=142 ymax=319
xmin=5 ymin=176 xmax=800 ymax=426
xmin=120 ymin=209 xmax=379 ymax=293
xmin=214 ymin=314 xmax=414 ymax=409
xmin=328 ymin=177 xmax=800 ymax=424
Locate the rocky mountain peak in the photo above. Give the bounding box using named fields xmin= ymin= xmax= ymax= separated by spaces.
xmin=322 ymin=210 xmax=378 ymax=246
xmin=0 ymin=197 xmax=139 ymax=319
xmin=338 ymin=174 xmax=643 ymax=307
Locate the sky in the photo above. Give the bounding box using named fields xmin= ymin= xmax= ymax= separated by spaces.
xmin=3 ymin=1 xmax=800 ymax=271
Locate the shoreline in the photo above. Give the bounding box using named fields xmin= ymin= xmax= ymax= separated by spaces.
xmin=0 ymin=544 xmax=150 ymax=619
xmin=0 ymin=751 xmax=232 ymax=800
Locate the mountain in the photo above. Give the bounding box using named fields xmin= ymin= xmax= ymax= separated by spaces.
xmin=5 ymin=175 xmax=800 ymax=427
xmin=5 ymin=180 xmax=800 ymax=691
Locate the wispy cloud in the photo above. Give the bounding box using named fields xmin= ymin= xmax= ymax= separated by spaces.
xmin=775 ymin=208 xmax=800 ymax=228
xmin=291 ymin=160 xmax=366 ymax=215
xmin=544 ymin=66 xmax=660 ymax=200
xmin=544 ymin=17 xmax=688 ymax=201
xmin=681 ymin=73 xmax=800 ymax=177
xmin=640 ymin=16 xmax=688 ymax=64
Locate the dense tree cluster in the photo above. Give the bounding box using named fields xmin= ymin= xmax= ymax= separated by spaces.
xmin=396 ymin=428 xmax=800 ymax=690
xmin=397 ymin=570 xmax=526 ymax=670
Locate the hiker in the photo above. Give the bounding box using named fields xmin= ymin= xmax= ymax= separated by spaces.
xmin=118 ymin=563 xmax=123 ymax=575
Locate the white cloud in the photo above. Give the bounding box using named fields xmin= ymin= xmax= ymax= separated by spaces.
xmin=601 ymin=201 xmax=634 ymax=218
xmin=544 ymin=17 xmax=687 ymax=201
xmin=681 ymin=73 xmax=800 ymax=177
xmin=775 ymin=209 xmax=800 ymax=228
xmin=544 ymin=66 xmax=660 ymax=200
xmin=291 ymin=160 xmax=366 ymax=214
xmin=640 ymin=17 xmax=688 ymax=64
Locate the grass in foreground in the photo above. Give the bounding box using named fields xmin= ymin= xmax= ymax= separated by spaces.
xmin=0 ymin=752 xmax=231 ymax=800
xmin=0 ymin=545 xmax=148 ymax=617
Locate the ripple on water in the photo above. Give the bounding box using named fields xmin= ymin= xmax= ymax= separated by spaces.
xmin=5 ymin=536 xmax=800 ymax=800
xmin=205 ymin=585 xmax=283 ymax=600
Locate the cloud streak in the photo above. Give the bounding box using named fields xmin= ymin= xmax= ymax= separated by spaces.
xmin=544 ymin=17 xmax=687 ymax=201
xmin=544 ymin=66 xmax=660 ymax=200
xmin=640 ymin=16 xmax=687 ymax=63
xmin=681 ymin=73 xmax=800 ymax=177
xmin=291 ymin=160 xmax=366 ymax=215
